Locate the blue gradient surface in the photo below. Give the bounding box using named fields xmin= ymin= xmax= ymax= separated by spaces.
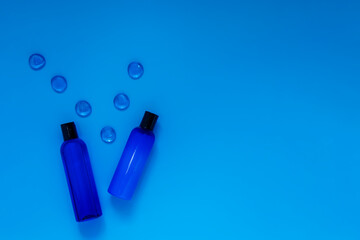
xmin=0 ymin=0 xmax=360 ymax=239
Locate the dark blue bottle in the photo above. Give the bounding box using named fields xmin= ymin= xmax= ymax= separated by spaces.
xmin=108 ymin=111 xmax=158 ymax=200
xmin=60 ymin=122 xmax=102 ymax=221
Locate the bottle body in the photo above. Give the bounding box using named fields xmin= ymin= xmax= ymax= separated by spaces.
xmin=60 ymin=138 xmax=102 ymax=221
xmin=108 ymin=127 xmax=155 ymax=200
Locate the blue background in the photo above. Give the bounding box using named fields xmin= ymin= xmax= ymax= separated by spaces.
xmin=0 ymin=0 xmax=360 ymax=239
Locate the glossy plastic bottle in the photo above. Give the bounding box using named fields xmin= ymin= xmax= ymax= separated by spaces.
xmin=60 ymin=122 xmax=102 ymax=222
xmin=108 ymin=111 xmax=158 ymax=200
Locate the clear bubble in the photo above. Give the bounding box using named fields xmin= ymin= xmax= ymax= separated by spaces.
xmin=75 ymin=100 xmax=92 ymax=118
xmin=29 ymin=53 xmax=46 ymax=70
xmin=128 ymin=61 xmax=144 ymax=79
xmin=51 ymin=75 xmax=67 ymax=93
xmin=101 ymin=126 xmax=116 ymax=143
xmin=113 ymin=93 xmax=130 ymax=110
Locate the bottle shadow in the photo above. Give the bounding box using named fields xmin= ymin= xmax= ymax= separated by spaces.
xmin=78 ymin=216 xmax=105 ymax=238
xmin=110 ymin=195 xmax=136 ymax=218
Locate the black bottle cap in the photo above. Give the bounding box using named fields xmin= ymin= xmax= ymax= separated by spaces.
xmin=61 ymin=122 xmax=78 ymax=141
xmin=140 ymin=111 xmax=158 ymax=131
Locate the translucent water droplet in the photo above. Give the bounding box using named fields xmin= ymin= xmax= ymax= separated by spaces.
xmin=75 ymin=100 xmax=92 ymax=117
xmin=51 ymin=75 xmax=67 ymax=93
xmin=128 ymin=61 xmax=144 ymax=79
xmin=113 ymin=93 xmax=130 ymax=110
xmin=29 ymin=53 xmax=46 ymax=70
xmin=101 ymin=126 xmax=116 ymax=143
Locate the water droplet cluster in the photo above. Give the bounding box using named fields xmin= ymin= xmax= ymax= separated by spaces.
xmin=30 ymin=53 xmax=145 ymax=143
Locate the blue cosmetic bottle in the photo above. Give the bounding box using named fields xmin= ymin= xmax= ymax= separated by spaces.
xmin=108 ymin=111 xmax=158 ymax=200
xmin=60 ymin=122 xmax=102 ymax=221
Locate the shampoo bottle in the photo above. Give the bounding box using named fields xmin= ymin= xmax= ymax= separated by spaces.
xmin=60 ymin=122 xmax=102 ymax=221
xmin=108 ymin=111 xmax=158 ymax=200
